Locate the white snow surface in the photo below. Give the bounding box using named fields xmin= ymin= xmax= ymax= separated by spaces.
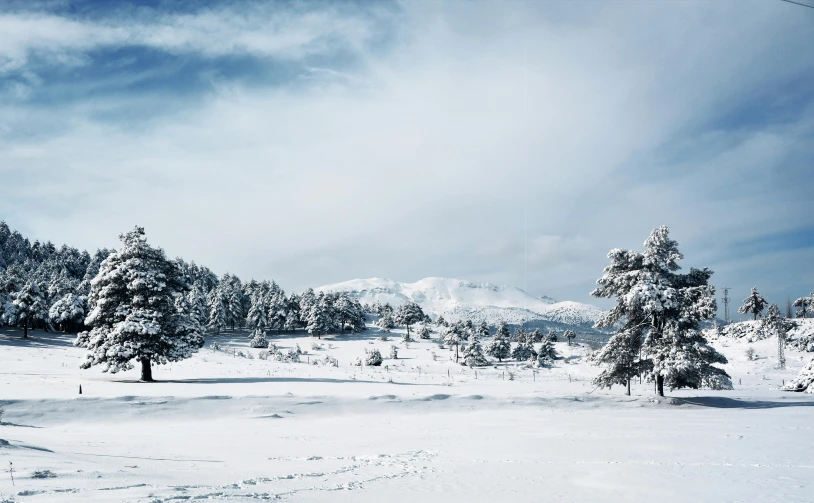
xmin=317 ymin=277 xmax=605 ymax=327
xmin=2 ymin=325 xmax=814 ymax=502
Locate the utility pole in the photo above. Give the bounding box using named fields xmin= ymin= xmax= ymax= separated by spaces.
xmin=722 ymin=287 xmax=731 ymax=324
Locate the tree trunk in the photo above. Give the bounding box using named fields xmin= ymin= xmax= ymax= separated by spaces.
xmin=455 ymin=343 xmax=459 ymax=363
xmin=140 ymin=357 xmax=154 ymax=382
xmin=626 ymin=378 xmax=631 ymax=396
xmin=23 ymin=318 xmax=28 ymax=338
xmin=656 ymin=374 xmax=664 ymax=397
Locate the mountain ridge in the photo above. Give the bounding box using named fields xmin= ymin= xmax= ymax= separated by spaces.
xmin=316 ymin=276 xmax=606 ymax=330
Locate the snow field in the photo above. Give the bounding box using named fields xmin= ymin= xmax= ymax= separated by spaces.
xmin=2 ymin=325 xmax=814 ymax=502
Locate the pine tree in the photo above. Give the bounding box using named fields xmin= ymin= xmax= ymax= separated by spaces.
xmin=246 ymin=285 xmax=269 ymax=330
xmin=739 ymin=287 xmax=767 ymax=321
xmin=478 ymin=321 xmax=490 ymax=339
xmin=306 ymin=292 xmax=333 ymax=339
xmin=546 ymin=329 xmax=557 ymax=342
xmin=365 ymin=348 xmax=383 ymax=366
xmin=591 ymin=226 xmax=730 ymax=396
xmin=563 ymin=329 xmax=576 ymax=346
xmin=249 ymin=328 xmax=268 ymax=348
xmin=443 ymin=321 xmax=465 ymax=363
xmin=394 ymin=301 xmax=425 ymax=337
xmin=462 ymin=334 xmax=488 ymax=367
xmin=793 ymin=293 xmax=812 ymax=319
xmin=436 ymin=315 xmax=446 ymax=327
xmin=484 ymin=322 xmax=511 ymax=362
xmin=377 ymin=310 xmax=395 ymax=331
xmin=537 ymin=337 xmax=557 ymax=366
xmin=12 ymin=281 xmax=48 ymax=338
xmin=763 ymin=304 xmax=788 ymax=370
xmin=206 ymin=288 xmax=227 ymax=334
xmin=511 ymin=334 xmax=535 ymax=362
xmin=48 ymin=292 xmax=86 ymax=333
xmin=530 ymin=328 xmax=543 ymax=343
xmin=74 ymin=227 xmax=204 ymax=381
xmin=418 ymin=323 xmax=432 ymax=339
xmin=784 ymin=356 xmax=814 ymax=393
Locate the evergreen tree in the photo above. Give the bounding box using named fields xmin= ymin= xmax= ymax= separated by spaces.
xmin=246 ymin=285 xmax=269 ymax=330
xmin=537 ymin=337 xmax=557 ymax=366
xmin=793 ymin=293 xmax=813 ymax=319
xmin=377 ymin=310 xmax=395 ymax=331
xmin=365 ymin=348 xmax=383 ymax=366
xmin=484 ymin=321 xmax=511 ymax=362
xmin=546 ymin=329 xmax=558 ymax=343
xmin=478 ymin=321 xmax=490 ymax=339
xmin=513 ymin=325 xmax=529 ymax=343
xmin=249 ymin=328 xmax=268 ymax=348
xmin=462 ymin=334 xmax=488 ymax=367
xmin=12 ymin=281 xmax=48 ymax=338
xmin=530 ymin=328 xmax=543 ymax=343
xmin=436 ymin=315 xmax=446 ymax=327
xmin=564 ymin=329 xmax=576 ymax=346
xmin=739 ymin=287 xmax=767 ymax=321
xmin=511 ymin=334 xmax=535 ymax=362
xmin=48 ymin=292 xmax=86 ymax=333
xmin=206 ymin=288 xmax=227 ymax=334
xmin=394 ymin=301 xmax=425 ymax=337
xmin=306 ymin=292 xmax=333 ymax=339
xmin=418 ymin=323 xmax=432 ymax=339
xmin=443 ymin=321 xmax=465 ymax=363
xmin=784 ymin=356 xmax=814 ymax=393
xmin=74 ymin=227 xmax=204 ymax=381
xmin=763 ymin=304 xmax=788 ymax=370
xmin=187 ymin=284 xmax=209 ymax=327
xmin=591 ymin=226 xmax=730 ymax=396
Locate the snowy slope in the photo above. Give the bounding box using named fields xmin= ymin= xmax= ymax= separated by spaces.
xmin=316 ymin=277 xmax=605 ymax=329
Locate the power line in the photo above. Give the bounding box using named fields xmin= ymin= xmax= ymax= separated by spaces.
xmin=780 ymin=0 xmax=814 ymax=9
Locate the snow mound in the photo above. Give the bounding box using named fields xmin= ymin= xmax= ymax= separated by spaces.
xmin=316 ymin=277 xmax=605 ymax=329
xmin=716 ymin=319 xmax=814 ymax=350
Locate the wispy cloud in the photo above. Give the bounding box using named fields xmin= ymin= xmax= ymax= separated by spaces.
xmin=0 ymin=0 xmax=812 ymax=310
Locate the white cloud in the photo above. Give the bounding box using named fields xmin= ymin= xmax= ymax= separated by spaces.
xmin=1 ymin=0 xmax=813 ymax=307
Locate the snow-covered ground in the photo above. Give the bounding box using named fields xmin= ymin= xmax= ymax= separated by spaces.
xmin=2 ymin=324 xmax=813 ymax=502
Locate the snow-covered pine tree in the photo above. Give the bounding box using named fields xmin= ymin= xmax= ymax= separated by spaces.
xmin=443 ymin=321 xmax=465 ymax=363
xmin=206 ymin=288 xmax=227 ymax=334
xmin=485 ymin=321 xmax=511 ymax=362
xmin=394 ymin=301 xmax=425 ymax=338
xmin=513 ymin=325 xmax=528 ymax=343
xmin=306 ymin=292 xmax=333 ymax=339
xmin=511 ymin=332 xmax=535 ymax=362
xmin=762 ymin=304 xmax=788 ymax=369
xmin=246 ymin=285 xmax=269 ymax=331
xmin=537 ymin=336 xmax=557 ymax=367
xmin=563 ymin=329 xmax=576 ymax=346
xmin=187 ymin=284 xmax=209 ymax=328
xmin=530 ymin=328 xmax=543 ymax=343
xmin=739 ymin=287 xmax=767 ymax=321
xmin=546 ymin=329 xmax=557 ymax=342
xmin=462 ymin=334 xmax=488 ymax=367
xmin=74 ymin=227 xmax=204 ymax=381
xmin=48 ymin=292 xmax=86 ymax=333
xmin=591 ymin=226 xmax=731 ymax=396
xmin=249 ymin=328 xmax=268 ymax=348
xmin=436 ymin=315 xmax=446 ymax=327
xmin=784 ymin=356 xmax=814 ymax=393
xmin=12 ymin=281 xmax=48 ymax=338
xmin=223 ymin=274 xmax=246 ymax=330
xmin=365 ymin=348 xmax=383 ymax=366
xmin=793 ymin=293 xmax=812 ymax=319
xmin=418 ymin=323 xmax=432 ymax=339
xmin=478 ymin=321 xmax=490 ymax=339
xmin=377 ymin=310 xmax=395 ymax=331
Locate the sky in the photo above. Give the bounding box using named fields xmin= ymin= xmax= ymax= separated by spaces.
xmin=1 ymin=0 xmax=813 ymax=314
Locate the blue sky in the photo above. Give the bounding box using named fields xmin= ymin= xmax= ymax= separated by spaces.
xmin=1 ymin=0 xmax=813 ymax=314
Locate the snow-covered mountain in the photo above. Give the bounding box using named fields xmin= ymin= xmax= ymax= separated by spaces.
xmin=316 ymin=277 xmax=606 ymax=330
